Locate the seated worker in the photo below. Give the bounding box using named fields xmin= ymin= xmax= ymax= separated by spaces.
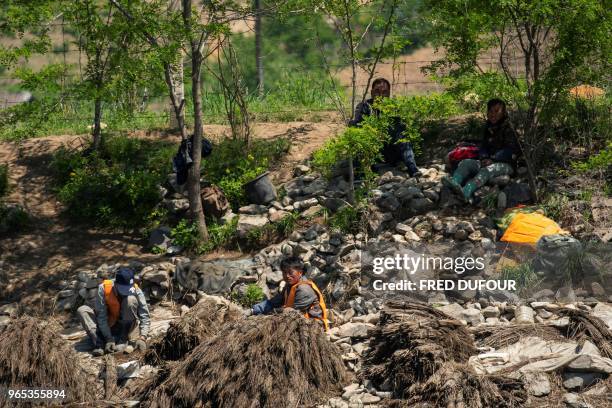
xmin=77 ymin=267 xmax=150 ymax=356
xmin=349 ymin=78 xmax=422 ymax=177
xmin=246 ymin=257 xmax=329 ymax=330
xmin=442 ymin=98 xmax=521 ymax=203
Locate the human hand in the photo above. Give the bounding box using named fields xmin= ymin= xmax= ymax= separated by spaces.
xmin=243 ymin=309 xmax=253 ymax=318
xmin=481 ymin=159 xmax=493 ymax=167
xmin=104 ymin=341 xmax=116 ymax=354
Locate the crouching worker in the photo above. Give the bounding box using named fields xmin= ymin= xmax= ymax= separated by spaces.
xmin=245 ymin=257 xmax=329 ymax=331
xmin=77 ymin=267 xmax=150 ymax=356
xmin=442 ymin=98 xmax=521 ymax=203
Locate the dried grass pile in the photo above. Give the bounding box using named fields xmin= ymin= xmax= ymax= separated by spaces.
xmin=472 ymin=323 xmax=566 ymax=349
xmin=0 ymin=316 xmax=97 ymax=406
xmin=558 ymin=307 xmax=612 ymax=358
xmin=362 ymin=302 xmax=477 ymax=396
xmin=144 ymin=295 xmax=243 ymax=364
xmin=139 ymin=310 xmax=349 ymax=408
xmin=385 ymin=362 xmax=527 ymax=408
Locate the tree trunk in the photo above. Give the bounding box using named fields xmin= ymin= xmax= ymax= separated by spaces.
xmin=168 ymin=0 xmax=185 ymax=131
xmin=184 ymin=0 xmax=208 ymax=241
xmin=92 ymin=96 xmax=103 ymax=150
xmin=347 ymin=154 xmax=355 ymax=204
xmin=168 ymin=55 xmax=185 ymax=131
xmin=255 ymin=0 xmax=263 ymax=97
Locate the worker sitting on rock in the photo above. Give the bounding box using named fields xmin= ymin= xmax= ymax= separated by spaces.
xmin=442 ymin=98 xmax=521 ymax=204
xmin=77 ymin=267 xmax=150 ymax=356
xmin=349 ymin=77 xmax=422 ymax=177
xmin=246 ymin=257 xmax=329 ymax=330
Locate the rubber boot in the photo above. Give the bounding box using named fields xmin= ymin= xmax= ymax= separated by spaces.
xmin=462 ymin=181 xmax=479 ymax=203
xmin=442 ymin=173 xmax=465 ymax=197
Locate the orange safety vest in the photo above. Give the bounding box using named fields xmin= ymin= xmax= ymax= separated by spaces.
xmin=283 ymin=280 xmax=330 ymax=331
xmin=102 ymin=279 xmax=139 ymax=328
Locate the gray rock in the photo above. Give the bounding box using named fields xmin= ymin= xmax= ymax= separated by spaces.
xmin=302 ymin=204 xmax=324 ymax=217
xmin=336 ymin=322 xmax=375 ymax=339
xmin=142 ymin=269 xmax=169 ymax=284
xmin=563 ymin=392 xmax=593 ymax=408
xmin=163 ymin=198 xmax=189 ymax=213
xmin=269 ymin=210 xmax=290 ymax=223
xmin=238 ymin=204 xmax=268 ymax=215
xmin=360 ymin=393 xmax=381 ymax=404
xmin=57 ymin=289 xmax=75 ymax=299
xmin=523 ymin=371 xmax=551 ymax=396
xmin=236 ymin=215 xmax=269 ymax=237
xmin=563 ymin=372 xmax=604 ymax=391
xmin=394 ymin=186 xmax=423 ymax=201
xmin=408 ymin=197 xmax=436 ymax=213
xmin=294 ymin=198 xmax=319 ymax=211
xmin=302 ymin=179 xmax=328 ymax=196
xmin=294 ymin=164 xmax=311 ymax=176
xmin=376 ymin=193 xmax=400 ymax=212
xmin=323 ymin=197 xmax=347 ymax=212
xmin=148 ymin=226 xmax=172 ymax=250
xmin=482 ymin=306 xmax=500 ymax=318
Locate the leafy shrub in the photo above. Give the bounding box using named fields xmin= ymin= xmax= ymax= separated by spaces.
xmin=572 ymin=143 xmax=612 ymax=172
xmin=443 ymin=72 xmax=525 ymax=113
xmin=328 ymin=204 xmax=367 ymax=234
xmin=202 ymin=137 xmax=290 ymax=208
xmin=313 ymin=93 xmax=459 ymax=179
xmin=198 ymin=217 xmax=239 ymax=253
xmin=231 ymin=283 xmax=265 ymax=308
xmin=171 ymin=219 xmax=200 ymax=250
xmin=51 ymin=135 xmax=174 ymax=228
xmin=0 ymin=204 xmax=29 ymax=235
xmin=541 ymin=193 xmax=570 ymax=221
xmin=0 ymin=165 xmax=8 ymax=198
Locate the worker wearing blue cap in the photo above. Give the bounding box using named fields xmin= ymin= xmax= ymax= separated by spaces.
xmin=77 ymin=267 xmax=150 ymax=356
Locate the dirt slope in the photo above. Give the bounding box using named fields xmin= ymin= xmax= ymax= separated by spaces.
xmin=0 ymin=121 xmax=342 ymax=312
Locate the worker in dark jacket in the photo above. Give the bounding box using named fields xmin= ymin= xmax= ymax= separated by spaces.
xmin=246 ymin=257 xmax=329 ymax=330
xmin=442 ymin=98 xmax=521 ymax=203
xmin=349 ymin=78 xmax=422 ymax=177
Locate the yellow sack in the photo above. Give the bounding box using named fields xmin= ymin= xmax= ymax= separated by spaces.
xmin=500 ymin=212 xmax=567 ymax=244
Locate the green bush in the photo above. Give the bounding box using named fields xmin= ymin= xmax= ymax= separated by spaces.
xmin=328 ymin=204 xmax=367 ymax=234
xmin=572 ymin=142 xmax=612 ymax=172
xmin=170 ymin=219 xmax=200 ymax=250
xmin=51 ymin=135 xmax=174 ymax=228
xmin=202 ymin=137 xmax=290 ymax=208
xmin=500 ymin=261 xmax=541 ymax=296
xmin=231 ymin=283 xmax=265 ymax=308
xmin=313 ymin=93 xmax=459 ymax=179
xmin=198 ymin=217 xmax=239 ymax=253
xmin=0 ymin=204 xmax=29 ymax=235
xmin=0 ymin=165 xmax=8 ymax=198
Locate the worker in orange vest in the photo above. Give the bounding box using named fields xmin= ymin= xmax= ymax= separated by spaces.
xmin=77 ymin=267 xmax=150 ymax=356
xmin=246 ymin=257 xmax=330 ymax=330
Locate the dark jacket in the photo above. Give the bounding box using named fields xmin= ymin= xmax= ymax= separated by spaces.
xmin=349 ymin=99 xmax=406 ymax=164
xmin=251 ymin=277 xmax=322 ymax=318
xmin=480 ymin=119 xmax=521 ymax=166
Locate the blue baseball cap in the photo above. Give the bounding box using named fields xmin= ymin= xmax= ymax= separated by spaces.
xmin=114 ymin=267 xmax=135 ymax=297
